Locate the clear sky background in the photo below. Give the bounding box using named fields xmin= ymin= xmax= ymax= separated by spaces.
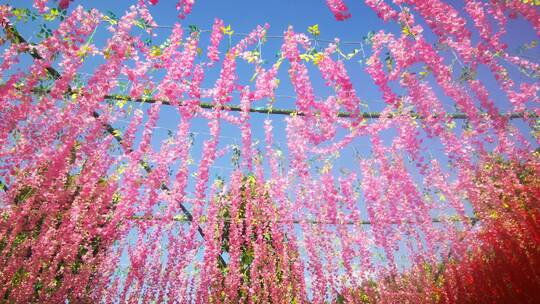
xmin=6 ymin=0 xmax=538 ymax=183
xmin=2 ymin=0 xmax=539 ymax=294
xmin=5 ymin=0 xmax=539 ymax=244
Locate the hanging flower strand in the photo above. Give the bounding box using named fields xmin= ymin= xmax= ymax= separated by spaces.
xmin=326 ymin=0 xmax=351 ymax=20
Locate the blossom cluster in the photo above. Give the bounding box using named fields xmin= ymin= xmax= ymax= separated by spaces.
xmin=2 ymin=0 xmax=540 ymax=302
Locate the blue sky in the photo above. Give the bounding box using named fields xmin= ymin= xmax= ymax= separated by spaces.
xmin=2 ymin=0 xmax=539 ymax=298
xmin=6 ymin=0 xmax=538 ymax=176
xmin=5 ymin=0 xmax=539 ymax=243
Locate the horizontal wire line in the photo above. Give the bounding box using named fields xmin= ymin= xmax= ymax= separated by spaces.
xmin=146 ymin=24 xmax=367 ymax=45
xmin=129 ymin=215 xmax=480 ymax=226
xmin=0 ymin=22 xmax=528 ymax=231
xmin=27 ymin=87 xmax=535 ymax=119
xmin=101 ymin=93 xmax=534 ymax=119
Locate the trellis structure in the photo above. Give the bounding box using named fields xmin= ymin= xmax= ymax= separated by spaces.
xmin=1 ymin=23 xmax=496 ymax=230
xmin=1 ymin=1 xmax=539 ymax=303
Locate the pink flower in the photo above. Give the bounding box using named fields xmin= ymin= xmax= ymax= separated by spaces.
xmin=207 ymin=18 xmax=224 ymax=65
xmin=176 ymin=0 xmax=195 ymax=19
xmin=59 ymin=0 xmax=73 ymax=9
xmin=325 ymin=0 xmax=351 ymax=20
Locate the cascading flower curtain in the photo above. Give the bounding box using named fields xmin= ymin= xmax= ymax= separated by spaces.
xmin=0 ymin=0 xmax=539 ymax=302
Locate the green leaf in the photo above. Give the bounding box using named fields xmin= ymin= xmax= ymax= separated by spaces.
xmin=150 ymin=45 xmax=162 ymax=57
xmin=112 ymin=129 xmax=122 ymax=138
xmin=307 ymin=24 xmax=320 ymax=36
xmin=401 ymin=25 xmax=414 ymax=37
xmin=299 ymin=53 xmax=313 ymax=63
xmin=115 ymin=96 xmax=128 ymax=108
xmin=363 ymin=31 xmax=375 ymax=45
xmin=103 ymin=11 xmax=119 ymax=25
xmin=520 ymin=0 xmax=540 ymax=5
xmin=188 ymin=24 xmax=200 ymax=34
xmin=102 ymin=15 xmax=118 ymax=25
xmin=220 ymin=24 xmax=234 ymax=36
xmin=173 ymin=214 xmax=188 ymax=222
xmin=134 ymin=18 xmax=150 ymax=30
xmin=43 ymin=8 xmax=59 ymax=21
xmin=12 ymin=8 xmax=30 ymax=22
xmin=345 ymin=49 xmax=359 ymax=60
xmin=37 ymin=24 xmax=53 ymax=39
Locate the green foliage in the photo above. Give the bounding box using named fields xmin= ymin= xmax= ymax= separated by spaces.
xmin=188 ymin=24 xmax=200 ymax=34
xmin=519 ymin=0 xmax=540 ymax=5
xmin=102 ymin=11 xmax=119 ymax=25
xmin=12 ymin=8 xmax=38 ymax=23
xmin=14 ymin=186 xmax=35 ymax=205
xmin=11 ymin=7 xmax=66 ymax=25
xmin=134 ymin=17 xmax=152 ymax=30
xmin=220 ymin=24 xmax=234 ymax=36
xmin=37 ymin=24 xmax=53 ymax=39
xmin=43 ymin=8 xmax=60 ymax=21
xmin=363 ymin=31 xmax=375 ymax=45
xmin=209 ymin=175 xmax=301 ymax=302
xmin=308 ymin=24 xmax=320 ymax=37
